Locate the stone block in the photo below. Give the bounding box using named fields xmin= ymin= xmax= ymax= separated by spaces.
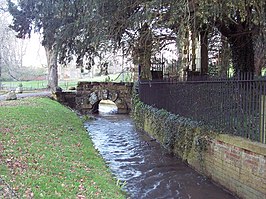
xmin=5 ymin=91 xmax=17 ymax=100
xmin=58 ymin=81 xmax=132 ymax=114
xmin=15 ymin=87 xmax=23 ymax=93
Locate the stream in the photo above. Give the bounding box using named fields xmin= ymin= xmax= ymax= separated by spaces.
xmin=84 ymin=104 xmax=237 ymax=199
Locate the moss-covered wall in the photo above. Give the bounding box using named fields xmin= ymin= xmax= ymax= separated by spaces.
xmin=132 ymin=94 xmax=266 ymax=199
xmin=132 ymin=94 xmax=212 ymax=161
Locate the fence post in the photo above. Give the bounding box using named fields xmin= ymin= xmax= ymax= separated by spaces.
xmin=260 ymin=95 xmax=266 ymax=143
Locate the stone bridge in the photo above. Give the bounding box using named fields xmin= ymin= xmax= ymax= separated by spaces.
xmin=54 ymin=82 xmax=133 ymax=114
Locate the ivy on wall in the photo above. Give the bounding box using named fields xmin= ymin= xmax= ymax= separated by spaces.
xmin=132 ymin=89 xmax=217 ymax=163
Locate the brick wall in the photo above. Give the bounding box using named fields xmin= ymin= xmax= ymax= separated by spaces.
xmin=199 ymin=135 xmax=266 ymax=199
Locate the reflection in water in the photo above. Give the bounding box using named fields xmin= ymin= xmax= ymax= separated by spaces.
xmin=84 ymin=105 xmax=237 ymax=199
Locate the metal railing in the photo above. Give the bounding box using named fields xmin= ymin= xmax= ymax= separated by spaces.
xmin=139 ymin=73 xmax=266 ymax=143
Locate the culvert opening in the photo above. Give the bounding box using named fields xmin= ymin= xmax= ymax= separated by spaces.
xmin=98 ymin=100 xmax=118 ymax=114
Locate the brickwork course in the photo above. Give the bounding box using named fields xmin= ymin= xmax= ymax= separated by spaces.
xmin=202 ymin=135 xmax=266 ymax=199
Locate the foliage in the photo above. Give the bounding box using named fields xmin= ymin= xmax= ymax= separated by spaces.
xmin=0 ymin=0 xmax=37 ymax=81
xmin=132 ymin=89 xmax=214 ymax=161
xmin=0 ymin=98 xmax=125 ymax=198
xmin=59 ymin=0 xmax=180 ymax=79
xmin=191 ymin=0 xmax=265 ymax=74
xmin=88 ymin=0 xmax=266 ymax=74
xmin=7 ymin=0 xmax=79 ymax=49
xmin=7 ymin=0 xmax=87 ymax=89
xmin=87 ymin=0 xmax=265 ymax=77
xmin=6 ymin=0 xmax=266 ymax=87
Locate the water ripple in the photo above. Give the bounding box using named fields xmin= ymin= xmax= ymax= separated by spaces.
xmin=84 ymin=113 xmax=237 ymax=199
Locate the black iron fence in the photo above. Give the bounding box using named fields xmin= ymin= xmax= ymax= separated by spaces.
xmin=139 ymin=73 xmax=266 ymax=143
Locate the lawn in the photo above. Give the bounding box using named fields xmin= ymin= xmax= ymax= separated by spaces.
xmin=1 ymin=72 xmax=133 ymax=91
xmin=0 ymin=97 xmax=125 ymax=198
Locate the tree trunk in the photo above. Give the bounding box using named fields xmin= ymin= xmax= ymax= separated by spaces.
xmin=254 ymin=35 xmax=266 ymax=76
xmin=200 ymin=30 xmax=208 ymax=75
xmin=220 ymin=36 xmax=231 ymax=77
xmin=216 ymin=19 xmax=255 ymax=75
xmin=0 ymin=56 xmax=1 ymax=78
xmin=228 ymin=33 xmax=254 ymax=74
xmin=191 ymin=31 xmax=196 ymax=72
xmin=139 ymin=48 xmax=152 ymax=80
xmin=45 ymin=45 xmax=59 ymax=90
xmin=0 ymin=56 xmax=1 ymax=89
xmin=136 ymin=23 xmax=152 ymax=80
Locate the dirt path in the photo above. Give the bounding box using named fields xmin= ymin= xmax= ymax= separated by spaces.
xmin=0 ymin=91 xmax=51 ymax=101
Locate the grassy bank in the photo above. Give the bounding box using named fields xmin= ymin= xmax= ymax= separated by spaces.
xmin=0 ymin=98 xmax=125 ymax=198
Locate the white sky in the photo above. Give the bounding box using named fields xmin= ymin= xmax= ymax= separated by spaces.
xmin=22 ymin=33 xmax=46 ymax=67
xmin=0 ymin=1 xmax=46 ymax=68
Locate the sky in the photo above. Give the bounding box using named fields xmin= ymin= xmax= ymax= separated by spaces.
xmin=22 ymin=33 xmax=47 ymax=67
xmin=0 ymin=0 xmax=46 ymax=68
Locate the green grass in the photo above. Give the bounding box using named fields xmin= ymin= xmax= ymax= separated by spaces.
xmin=0 ymin=98 xmax=125 ymax=198
xmin=1 ymin=80 xmax=48 ymax=90
xmin=88 ymin=72 xmax=133 ymax=83
xmin=1 ymin=80 xmax=77 ymax=90
xmin=1 ymin=72 xmax=133 ymax=91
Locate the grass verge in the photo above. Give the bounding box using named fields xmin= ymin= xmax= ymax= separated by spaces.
xmin=0 ymin=97 xmax=125 ymax=198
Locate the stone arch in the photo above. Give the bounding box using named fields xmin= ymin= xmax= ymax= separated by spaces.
xmin=89 ymin=89 xmax=128 ymax=114
xmin=75 ymin=82 xmax=133 ymax=114
xmin=91 ymin=100 xmax=101 ymax=114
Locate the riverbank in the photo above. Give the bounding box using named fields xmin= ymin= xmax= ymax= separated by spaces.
xmin=0 ymin=97 xmax=125 ymax=198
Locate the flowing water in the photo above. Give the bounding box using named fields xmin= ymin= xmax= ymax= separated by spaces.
xmin=84 ymin=104 xmax=237 ymax=199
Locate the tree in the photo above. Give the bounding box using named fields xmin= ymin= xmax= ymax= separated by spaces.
xmin=68 ymin=0 xmax=266 ymax=77
xmin=46 ymin=0 xmax=182 ymax=80
xmin=194 ymin=0 xmax=266 ymax=74
xmin=133 ymin=23 xmax=153 ymax=80
xmin=74 ymin=0 xmax=179 ymax=80
xmin=0 ymin=0 xmax=29 ymax=81
xmin=254 ymin=29 xmax=266 ymax=75
xmin=7 ymin=0 xmax=83 ymax=90
xmin=144 ymin=0 xmax=265 ymax=75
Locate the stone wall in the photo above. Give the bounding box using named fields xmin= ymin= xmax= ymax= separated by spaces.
xmin=133 ymin=98 xmax=266 ymax=199
xmin=52 ymin=91 xmax=77 ymax=109
xmin=76 ymin=82 xmax=133 ymax=114
xmin=53 ymin=82 xmax=133 ymax=114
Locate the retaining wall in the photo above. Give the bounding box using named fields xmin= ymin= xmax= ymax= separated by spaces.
xmin=133 ymin=98 xmax=266 ymax=199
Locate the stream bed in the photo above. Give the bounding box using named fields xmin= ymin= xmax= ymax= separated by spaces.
xmin=84 ymin=108 xmax=237 ymax=199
